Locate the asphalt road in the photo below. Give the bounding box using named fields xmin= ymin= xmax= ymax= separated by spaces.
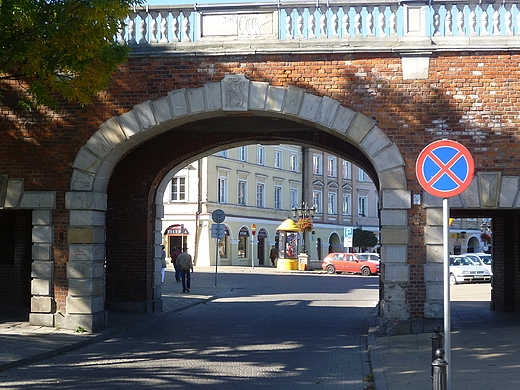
xmin=0 ymin=270 xmax=379 ymax=390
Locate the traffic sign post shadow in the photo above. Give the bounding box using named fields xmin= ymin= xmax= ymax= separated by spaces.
xmin=416 ymin=139 xmax=474 ymax=390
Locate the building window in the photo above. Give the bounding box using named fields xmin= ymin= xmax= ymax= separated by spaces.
xmin=218 ymin=235 xmax=228 ymax=258
xmin=327 ymin=157 xmax=337 ymax=177
xmin=290 ymin=154 xmax=298 ymax=171
xmin=313 ymin=190 xmax=322 ymax=213
xmin=257 ymin=146 xmax=265 ymax=165
xmin=256 ymin=182 xmax=265 ymax=208
xmin=313 ymin=154 xmax=322 ymax=175
xmin=290 ymin=188 xmax=298 ymax=208
xmin=171 ymin=177 xmax=186 ymax=201
xmin=238 ymin=237 xmax=247 ymax=258
xmin=274 ymin=150 xmax=282 ymax=169
xmin=342 ymin=193 xmax=351 ymax=215
xmin=238 ymin=180 xmax=247 ymax=206
xmin=238 ymin=146 xmax=247 ymax=162
xmin=238 ymin=227 xmax=248 ymax=258
xmin=218 ymin=172 xmax=228 ymax=203
xmin=328 ymin=191 xmax=337 ymax=214
xmin=274 ymin=185 xmax=282 ymax=209
xmin=358 ymin=195 xmax=368 ymax=217
xmin=342 ymin=160 xmax=351 ymax=179
xmin=358 ymin=168 xmax=369 ymax=182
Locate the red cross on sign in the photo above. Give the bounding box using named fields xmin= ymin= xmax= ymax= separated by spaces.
xmin=416 ymin=139 xmax=475 ymax=198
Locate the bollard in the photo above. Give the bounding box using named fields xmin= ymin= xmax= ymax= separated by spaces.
xmin=432 ymin=348 xmax=448 ymax=390
xmin=431 ymin=326 xmax=443 ymax=378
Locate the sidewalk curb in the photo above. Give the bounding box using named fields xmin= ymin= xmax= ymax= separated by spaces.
xmin=0 ymin=288 xmax=233 ymax=372
xmin=367 ymin=311 xmax=388 ymax=390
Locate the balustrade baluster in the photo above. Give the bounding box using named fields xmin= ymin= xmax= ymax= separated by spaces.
xmin=319 ymin=7 xmax=328 ymax=38
xmin=150 ymin=11 xmax=159 ymax=43
xmin=159 ymin=12 xmax=169 ymax=43
xmin=504 ymin=4 xmax=513 ymax=36
xmin=342 ymin=6 xmax=351 ymax=38
xmin=481 ymin=4 xmax=490 ymax=36
xmin=468 ymin=4 xmax=477 ymax=36
xmin=354 ymin=6 xmax=363 ymax=37
xmin=389 ymin=4 xmax=398 ymax=37
xmin=331 ymin=7 xmax=339 ymax=38
xmin=378 ymin=6 xmax=386 ymax=37
xmin=456 ymin=4 xmax=465 ymax=36
xmin=432 ymin=4 xmax=441 ymax=36
xmin=366 ymin=6 xmax=374 ymax=37
xmin=171 ymin=11 xmax=180 ymax=42
xmin=286 ymin=8 xmax=294 ymax=39
xmin=128 ymin=12 xmax=137 ymax=44
xmin=517 ymin=10 xmax=520 ymax=37
xmin=492 ymin=3 xmax=501 ymax=36
xmin=182 ymin=10 xmax=191 ymax=42
xmin=296 ymin=7 xmax=305 ymax=39
xmin=445 ymin=6 xmax=453 ymax=36
xmin=118 ymin=22 xmax=127 ymax=45
xmin=308 ymin=6 xmax=316 ymax=38
xmin=139 ymin=11 xmax=148 ymax=44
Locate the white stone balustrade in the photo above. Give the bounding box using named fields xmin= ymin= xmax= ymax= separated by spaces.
xmin=118 ymin=1 xmax=520 ymax=45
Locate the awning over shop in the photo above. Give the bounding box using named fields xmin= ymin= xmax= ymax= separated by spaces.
xmin=164 ymin=224 xmax=189 ymax=236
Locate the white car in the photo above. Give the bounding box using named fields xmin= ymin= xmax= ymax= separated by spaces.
xmin=449 ymin=255 xmax=491 ymax=285
xmin=461 ymin=253 xmax=493 ymax=275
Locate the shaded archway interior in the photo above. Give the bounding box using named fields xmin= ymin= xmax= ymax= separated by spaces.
xmin=105 ymin=116 xmax=380 ymax=310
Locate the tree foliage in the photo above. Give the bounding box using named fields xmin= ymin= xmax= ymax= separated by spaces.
xmin=0 ymin=0 xmax=142 ymax=109
xmin=353 ymin=228 xmax=378 ymax=248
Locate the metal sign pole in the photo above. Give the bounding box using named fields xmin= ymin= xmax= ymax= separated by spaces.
xmin=215 ymin=235 xmax=219 ymax=286
xmin=443 ymin=197 xmax=451 ymax=390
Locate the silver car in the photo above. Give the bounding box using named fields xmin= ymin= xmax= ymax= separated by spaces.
xmin=461 ymin=253 xmax=493 ymax=275
xmin=449 ymin=255 xmax=491 ymax=285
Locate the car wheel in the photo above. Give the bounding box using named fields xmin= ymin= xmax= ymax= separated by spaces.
xmin=449 ymin=273 xmax=457 ymax=285
xmin=360 ymin=267 xmax=371 ymax=276
xmin=326 ymin=264 xmax=335 ymax=274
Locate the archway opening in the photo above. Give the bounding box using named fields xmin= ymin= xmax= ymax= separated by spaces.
xmin=104 ymin=116 xmax=382 ymax=312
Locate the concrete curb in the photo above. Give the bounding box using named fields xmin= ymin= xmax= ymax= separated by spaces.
xmin=367 ymin=309 xmax=388 ymax=390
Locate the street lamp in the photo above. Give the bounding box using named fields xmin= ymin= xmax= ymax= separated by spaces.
xmin=291 ymin=201 xmax=316 ymax=254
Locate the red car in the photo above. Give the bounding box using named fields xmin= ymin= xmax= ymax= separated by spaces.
xmin=322 ymin=253 xmax=380 ymax=276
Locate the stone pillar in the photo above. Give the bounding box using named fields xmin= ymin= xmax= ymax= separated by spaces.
xmin=379 ymin=190 xmax=411 ymax=329
xmin=152 ymin=203 xmax=164 ymax=312
xmin=62 ymin=192 xmax=108 ymax=332
xmin=424 ymin=203 xmax=444 ymax=320
xmin=30 ymin=209 xmax=55 ymax=327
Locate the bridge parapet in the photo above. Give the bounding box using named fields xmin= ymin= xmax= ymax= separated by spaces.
xmin=120 ymin=1 xmax=520 ymax=52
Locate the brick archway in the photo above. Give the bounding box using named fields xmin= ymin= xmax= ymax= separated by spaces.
xmin=59 ymin=74 xmax=518 ymax=331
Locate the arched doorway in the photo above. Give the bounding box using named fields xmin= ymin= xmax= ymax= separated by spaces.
xmin=63 ymin=75 xmax=419 ymax=331
xmin=257 ymin=228 xmax=268 ymax=266
xmin=328 ymin=233 xmax=342 ymax=254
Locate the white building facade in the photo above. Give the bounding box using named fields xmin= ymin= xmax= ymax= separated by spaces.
xmin=162 ymin=144 xmax=381 ymax=267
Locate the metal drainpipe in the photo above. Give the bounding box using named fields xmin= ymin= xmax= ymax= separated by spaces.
xmin=193 ymin=158 xmax=203 ymax=265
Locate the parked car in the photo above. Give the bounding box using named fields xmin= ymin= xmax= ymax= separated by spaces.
xmin=322 ymin=253 xmax=379 ymax=276
xmin=357 ymin=253 xmax=380 ymax=263
xmin=449 ymin=255 xmax=491 ymax=285
xmin=461 ymin=253 xmax=493 ymax=275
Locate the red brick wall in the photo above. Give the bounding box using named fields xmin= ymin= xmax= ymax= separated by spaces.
xmin=2 ymin=50 xmax=520 ymax=315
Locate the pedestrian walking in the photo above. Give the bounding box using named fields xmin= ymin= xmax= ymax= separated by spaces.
xmin=171 ymin=246 xmax=182 ymax=283
xmin=270 ymin=245 xmax=277 ymax=267
xmin=160 ymin=245 xmax=167 ymax=283
xmin=176 ymin=247 xmax=193 ymax=293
